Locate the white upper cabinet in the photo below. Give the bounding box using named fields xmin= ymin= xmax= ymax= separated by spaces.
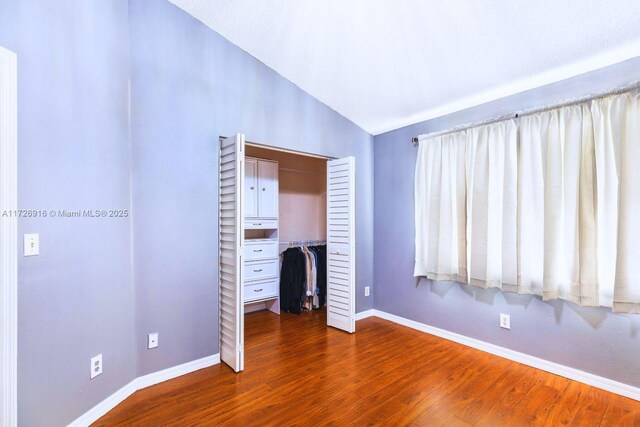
xmin=245 ymin=157 xmax=278 ymax=221
xmin=245 ymin=158 xmax=258 ymax=218
xmin=258 ymin=160 xmax=279 ymax=219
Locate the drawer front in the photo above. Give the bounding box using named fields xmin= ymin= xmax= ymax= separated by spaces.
xmin=244 ymin=259 xmax=279 ymax=281
xmin=244 ymin=279 xmax=278 ymax=302
xmin=245 ymin=240 xmax=278 ymax=261
xmin=245 ymin=219 xmax=278 ymax=229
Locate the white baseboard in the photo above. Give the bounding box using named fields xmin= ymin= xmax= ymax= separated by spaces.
xmin=372 ymin=309 xmax=640 ymax=402
xmin=355 ymin=309 xmax=375 ymax=321
xmin=245 ymin=302 xmax=268 ymax=314
xmin=68 ymin=354 xmax=220 ymax=427
xmin=68 ymin=380 xmax=138 ymax=427
xmin=136 ymin=354 xmax=220 ymax=390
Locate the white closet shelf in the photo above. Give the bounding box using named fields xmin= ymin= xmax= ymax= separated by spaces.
xmin=245 ymin=295 xmax=279 ymax=304
xmin=245 ymin=219 xmax=278 ymax=229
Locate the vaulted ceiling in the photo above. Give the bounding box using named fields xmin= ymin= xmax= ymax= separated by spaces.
xmin=170 ymin=0 xmax=640 ymax=134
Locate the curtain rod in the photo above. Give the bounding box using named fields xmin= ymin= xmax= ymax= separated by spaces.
xmin=411 ymin=80 xmax=640 ymax=146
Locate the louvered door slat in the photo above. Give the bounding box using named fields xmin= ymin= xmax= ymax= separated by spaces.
xmin=218 ymin=134 xmax=245 ymax=372
xmin=326 ymin=156 xmax=356 ymax=333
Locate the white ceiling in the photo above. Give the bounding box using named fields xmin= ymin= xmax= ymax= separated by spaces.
xmin=170 ymin=0 xmax=640 ymax=135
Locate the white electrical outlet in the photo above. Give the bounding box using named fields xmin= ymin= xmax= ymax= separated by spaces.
xmin=90 ymin=354 xmax=102 ymax=379
xmin=23 ymin=233 xmax=39 ymax=256
xmin=364 ymin=286 xmax=370 ymax=297
xmin=148 ymin=332 xmax=158 ymax=349
xmin=500 ymin=313 xmax=511 ymax=329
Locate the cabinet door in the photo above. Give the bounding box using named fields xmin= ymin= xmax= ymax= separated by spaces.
xmin=244 ymin=158 xmax=258 ymax=218
xmin=258 ymin=160 xmax=278 ymax=218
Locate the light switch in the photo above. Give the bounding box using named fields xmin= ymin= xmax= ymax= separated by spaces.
xmin=23 ymin=233 xmax=39 ymax=256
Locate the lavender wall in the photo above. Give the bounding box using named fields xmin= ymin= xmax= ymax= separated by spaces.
xmin=129 ymin=0 xmax=373 ymax=377
xmin=0 ymin=1 xmax=135 ymax=426
xmin=0 ymin=0 xmax=372 ymax=424
xmin=373 ymin=58 xmax=640 ymax=388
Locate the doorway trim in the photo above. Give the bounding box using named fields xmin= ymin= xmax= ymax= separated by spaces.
xmin=220 ymin=136 xmax=336 ymax=161
xmin=0 ymin=45 xmax=18 ymax=427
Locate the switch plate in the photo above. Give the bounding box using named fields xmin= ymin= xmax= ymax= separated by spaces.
xmin=148 ymin=333 xmax=158 ymax=349
xmin=23 ymin=233 xmax=39 ymax=256
xmin=90 ymin=354 xmax=102 ymax=379
xmin=364 ymin=286 xmax=370 ymax=297
xmin=500 ymin=313 xmax=511 ymax=329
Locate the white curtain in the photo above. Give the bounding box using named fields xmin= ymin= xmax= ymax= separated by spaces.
xmin=414 ymin=89 xmax=640 ymax=313
xmin=518 ymin=106 xmax=598 ymax=305
xmin=414 ymin=132 xmax=467 ymax=282
xmin=466 ymin=120 xmax=518 ymax=291
xmin=592 ymin=92 xmax=640 ymax=313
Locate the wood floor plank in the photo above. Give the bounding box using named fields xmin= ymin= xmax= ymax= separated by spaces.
xmin=601 ymin=395 xmax=640 ymax=426
xmin=569 ymin=386 xmax=614 ymax=426
xmin=94 ymin=309 xmax=640 ymax=426
xmin=454 ymin=365 xmax=527 ymax=425
xmin=417 ymin=358 xmax=517 ymax=426
xmin=544 ymin=381 xmax=587 ymax=426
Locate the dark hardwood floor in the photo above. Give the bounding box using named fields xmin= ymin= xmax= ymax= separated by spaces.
xmin=96 ymin=308 xmax=640 ymax=426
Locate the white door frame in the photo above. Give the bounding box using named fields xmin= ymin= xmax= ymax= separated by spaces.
xmin=0 ymin=45 xmax=18 ymax=427
xmin=219 ymin=137 xmax=358 ymax=370
xmin=234 ymin=142 xmax=357 ymax=320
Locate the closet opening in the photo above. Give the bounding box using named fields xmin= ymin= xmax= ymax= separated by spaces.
xmin=243 ymin=144 xmax=332 ymax=367
xmin=218 ymin=134 xmax=356 ymax=373
xmin=244 ymin=144 xmax=329 ymax=321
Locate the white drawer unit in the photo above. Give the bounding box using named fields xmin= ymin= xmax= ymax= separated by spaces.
xmin=245 ymin=219 xmax=278 ymax=230
xmin=244 ymin=279 xmax=278 ymax=302
xmin=243 ymin=156 xmax=280 ymax=310
xmin=245 ymin=239 xmax=278 ymax=261
xmin=244 ymin=259 xmax=279 ymax=282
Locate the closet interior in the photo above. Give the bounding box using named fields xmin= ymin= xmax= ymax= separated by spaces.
xmin=243 ymin=144 xmax=328 ymax=317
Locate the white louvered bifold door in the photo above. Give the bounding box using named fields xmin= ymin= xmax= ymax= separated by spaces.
xmin=326 ymin=156 xmax=356 ymax=333
xmin=219 ymin=134 xmax=245 ymax=372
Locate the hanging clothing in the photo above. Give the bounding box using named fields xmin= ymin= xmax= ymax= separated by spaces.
xmin=279 ymin=248 xmax=306 ymax=314
xmin=310 ymin=245 xmax=327 ymax=307
xmin=307 ymin=246 xmax=323 ymax=309
xmin=302 ymin=246 xmax=318 ymax=310
xmin=279 ymin=244 xmax=327 ymax=313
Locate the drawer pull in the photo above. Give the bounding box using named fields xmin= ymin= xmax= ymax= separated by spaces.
xmin=250 ymin=186 xmax=255 ymax=190
xmin=253 ymin=269 xmax=263 ymax=272
xmin=254 ymin=288 xmax=263 ymax=292
xmin=262 ymin=188 xmax=266 ymax=191
xmin=253 ymin=223 xmax=262 ymax=226
xmin=253 ymin=249 xmax=263 ymax=252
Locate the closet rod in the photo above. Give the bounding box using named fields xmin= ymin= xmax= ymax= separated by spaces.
xmin=411 ymin=79 xmax=640 ymax=146
xmin=281 ymin=239 xmax=326 ymax=247
xmin=279 ymin=167 xmax=324 ymax=176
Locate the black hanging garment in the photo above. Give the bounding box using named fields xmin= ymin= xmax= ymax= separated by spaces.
xmin=279 ymin=248 xmax=307 ymax=314
xmin=309 ymin=245 xmax=327 ymax=307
